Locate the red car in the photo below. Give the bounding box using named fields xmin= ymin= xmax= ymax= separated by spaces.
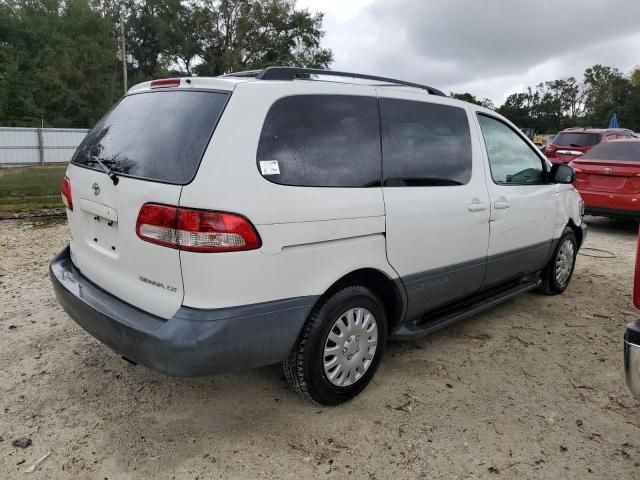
xmin=569 ymin=139 xmax=640 ymax=219
xmin=624 ymin=231 xmax=640 ymax=398
xmin=546 ymin=127 xmax=636 ymax=164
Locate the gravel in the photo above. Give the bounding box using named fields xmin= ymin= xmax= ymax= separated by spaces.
xmin=0 ymin=216 xmax=639 ymax=478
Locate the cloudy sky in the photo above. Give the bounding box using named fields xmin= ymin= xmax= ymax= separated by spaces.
xmin=296 ymin=0 xmax=640 ymax=105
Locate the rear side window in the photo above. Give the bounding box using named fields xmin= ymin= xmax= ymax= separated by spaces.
xmin=553 ymin=132 xmax=601 ymax=147
xmin=379 ymin=99 xmax=472 ymax=186
xmin=72 ymin=90 xmax=229 ymax=184
xmin=581 ymin=142 xmax=640 ymax=161
xmin=257 ymin=95 xmax=381 ymax=187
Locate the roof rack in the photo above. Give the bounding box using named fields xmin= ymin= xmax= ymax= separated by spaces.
xmin=222 ymin=66 xmax=447 ymax=97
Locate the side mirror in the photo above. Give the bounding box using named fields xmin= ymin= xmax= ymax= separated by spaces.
xmin=550 ymin=164 xmax=575 ymax=184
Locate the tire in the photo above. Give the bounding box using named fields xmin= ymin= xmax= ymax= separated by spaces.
xmin=283 ymin=285 xmax=387 ymax=406
xmin=538 ymin=227 xmax=577 ymax=295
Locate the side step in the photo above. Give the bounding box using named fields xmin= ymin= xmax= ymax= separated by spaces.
xmin=390 ymin=278 xmax=541 ymax=341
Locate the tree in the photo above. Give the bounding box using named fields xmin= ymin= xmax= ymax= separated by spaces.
xmin=632 ymin=66 xmax=640 ymax=89
xmin=450 ymin=92 xmax=494 ymax=109
xmin=0 ymin=0 xmax=333 ymax=127
xmin=193 ymin=0 xmax=332 ymax=76
xmin=494 ymin=67 xmax=639 ymax=133
xmin=544 ymin=77 xmax=582 ymax=119
xmin=0 ymin=0 xmax=118 ymax=127
xmin=496 ymin=92 xmax=532 ymax=129
xmin=124 ymin=0 xmax=182 ymax=80
xmin=582 ymin=64 xmax=631 ymax=126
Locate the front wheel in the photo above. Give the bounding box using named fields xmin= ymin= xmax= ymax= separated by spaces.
xmin=283 ymin=285 xmax=387 ymax=406
xmin=539 ymin=227 xmax=577 ymax=295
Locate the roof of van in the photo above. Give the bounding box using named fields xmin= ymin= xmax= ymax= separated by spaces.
xmin=128 ymin=66 xmax=448 ymax=97
xmin=128 ymin=76 xmax=250 ymax=94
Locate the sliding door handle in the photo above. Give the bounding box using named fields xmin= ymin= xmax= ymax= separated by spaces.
xmin=467 ymin=200 xmax=489 ymax=212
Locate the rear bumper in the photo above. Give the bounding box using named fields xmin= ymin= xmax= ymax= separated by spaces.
xmin=585 ymin=206 xmax=640 ymax=220
xmin=625 ymin=321 xmax=640 ymax=398
xmin=49 ymin=246 xmax=316 ymax=376
xmin=580 ymin=191 xmax=640 ymax=219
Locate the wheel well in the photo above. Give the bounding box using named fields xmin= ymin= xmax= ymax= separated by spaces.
xmin=315 ymin=269 xmax=405 ymax=329
xmin=567 ymin=220 xmax=584 ymax=248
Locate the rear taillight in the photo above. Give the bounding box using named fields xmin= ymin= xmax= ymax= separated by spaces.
xmin=626 ymin=176 xmax=640 ymax=192
xmin=574 ymin=172 xmax=588 ymax=183
xmin=136 ymin=204 xmax=261 ymax=252
xmin=60 ymin=176 xmax=73 ymax=210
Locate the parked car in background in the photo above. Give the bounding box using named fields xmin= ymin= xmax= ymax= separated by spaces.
xmin=546 ymin=127 xmax=637 ymax=164
xmin=532 ymin=134 xmax=549 ymax=148
xmin=570 ymin=139 xmax=640 ymax=219
xmin=624 ymin=231 xmax=640 ymax=398
xmin=49 ymin=67 xmax=586 ymax=405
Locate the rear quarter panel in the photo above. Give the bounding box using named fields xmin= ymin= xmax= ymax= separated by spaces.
xmin=554 ymin=185 xmax=584 ymax=239
xmin=179 ymin=81 xmax=397 ymax=309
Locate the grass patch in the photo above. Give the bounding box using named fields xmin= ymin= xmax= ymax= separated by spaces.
xmin=0 ymin=165 xmax=66 ymax=212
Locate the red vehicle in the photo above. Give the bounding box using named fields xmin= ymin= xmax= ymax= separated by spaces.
xmin=569 ymin=139 xmax=640 ymax=219
xmin=546 ymin=127 xmax=636 ymax=164
xmin=624 ymin=231 xmax=640 ymax=398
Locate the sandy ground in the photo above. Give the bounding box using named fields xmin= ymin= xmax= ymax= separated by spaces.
xmin=1 ymin=216 xmax=639 ymax=479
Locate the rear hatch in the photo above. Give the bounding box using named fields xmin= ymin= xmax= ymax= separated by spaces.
xmin=571 ymin=142 xmax=640 ymax=194
xmin=546 ymin=132 xmax=601 ymax=163
xmin=64 ymin=88 xmax=229 ymax=318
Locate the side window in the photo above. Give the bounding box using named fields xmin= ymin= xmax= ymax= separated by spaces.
xmin=477 ymin=114 xmax=545 ymax=185
xmin=606 ymin=134 xmax=617 ymax=141
xmin=256 ymin=95 xmax=381 ymax=187
xmin=380 ymin=99 xmax=472 ymax=186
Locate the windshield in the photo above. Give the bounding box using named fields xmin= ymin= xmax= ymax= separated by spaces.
xmin=71 ymin=90 xmax=229 ymax=184
xmin=581 ymin=142 xmax=640 ymax=162
xmin=553 ymin=132 xmax=601 ymax=147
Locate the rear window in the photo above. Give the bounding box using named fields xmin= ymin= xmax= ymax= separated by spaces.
xmin=72 ymin=90 xmax=229 ymax=184
xmin=553 ymin=132 xmax=601 ymax=147
xmin=581 ymin=142 xmax=640 ymax=161
xmin=256 ymin=95 xmax=381 ymax=187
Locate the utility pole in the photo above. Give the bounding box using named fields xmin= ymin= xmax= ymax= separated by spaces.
xmin=120 ymin=20 xmax=127 ymax=95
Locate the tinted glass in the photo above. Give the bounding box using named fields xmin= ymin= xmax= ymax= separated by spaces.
xmin=553 ymin=132 xmax=601 ymax=147
xmin=72 ymin=91 xmax=229 ymax=184
xmin=581 ymin=142 xmax=640 ymax=161
xmin=477 ymin=114 xmax=545 ymax=184
xmin=380 ymin=99 xmax=471 ymax=186
xmin=257 ymin=95 xmax=381 ymax=187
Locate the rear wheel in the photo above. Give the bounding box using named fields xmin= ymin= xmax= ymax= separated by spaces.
xmin=539 ymin=227 xmax=577 ymax=295
xmin=283 ymin=285 xmax=387 ymax=406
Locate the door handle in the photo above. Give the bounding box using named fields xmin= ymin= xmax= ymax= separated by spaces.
xmin=494 ymin=200 xmax=511 ymax=209
xmin=467 ymin=200 xmax=488 ymax=212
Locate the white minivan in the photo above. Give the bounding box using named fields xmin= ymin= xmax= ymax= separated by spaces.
xmin=50 ymin=67 xmax=586 ymax=405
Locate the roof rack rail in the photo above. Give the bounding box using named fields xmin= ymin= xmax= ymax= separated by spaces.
xmin=223 ymin=66 xmax=446 ymax=97
xmin=222 ymin=69 xmax=262 ymax=78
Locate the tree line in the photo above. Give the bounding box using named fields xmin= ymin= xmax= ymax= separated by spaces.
xmin=453 ymin=64 xmax=640 ymax=133
xmin=0 ymin=0 xmax=332 ymax=127
xmin=2 ymin=1 xmax=639 ymax=134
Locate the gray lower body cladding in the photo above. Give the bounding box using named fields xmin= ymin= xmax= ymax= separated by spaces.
xmin=49 ymin=246 xmax=317 ymax=376
xmin=401 ymin=240 xmax=555 ymax=320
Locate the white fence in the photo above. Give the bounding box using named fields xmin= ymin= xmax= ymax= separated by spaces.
xmin=0 ymin=127 xmax=89 ymax=166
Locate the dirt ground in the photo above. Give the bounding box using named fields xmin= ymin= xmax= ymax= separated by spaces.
xmin=1 ymin=216 xmax=639 ymax=479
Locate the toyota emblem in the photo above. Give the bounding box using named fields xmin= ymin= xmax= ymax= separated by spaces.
xmin=602 ymin=167 xmax=613 ymax=175
xmin=92 ymin=182 xmax=100 ymax=195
